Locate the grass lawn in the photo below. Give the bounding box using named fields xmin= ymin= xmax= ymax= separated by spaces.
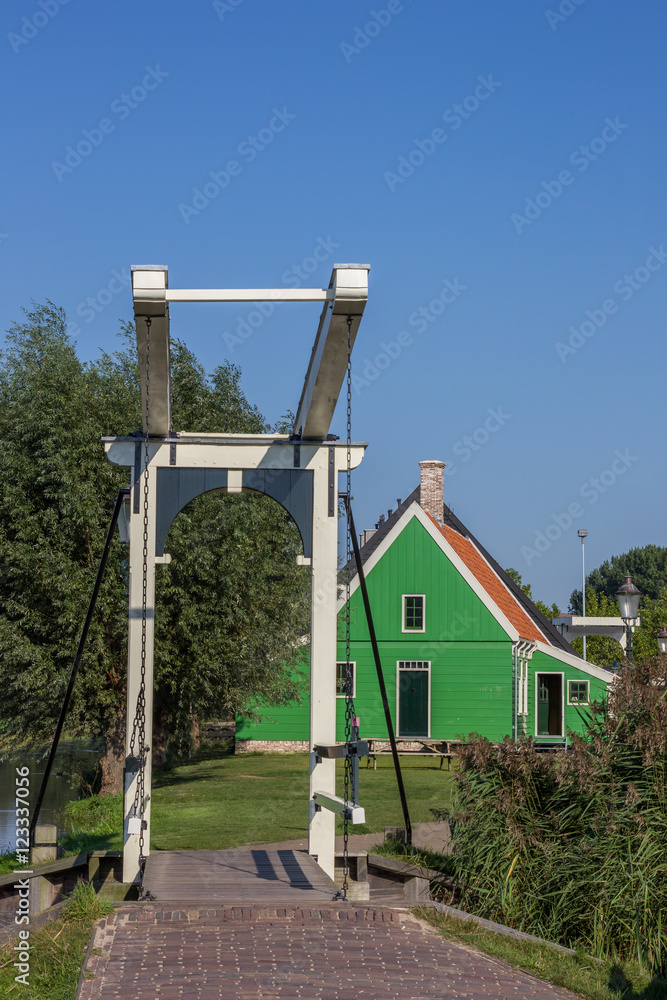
xmin=415 ymin=907 xmax=667 ymax=1000
xmin=0 ymin=882 xmax=112 ymax=1000
xmin=149 ymin=745 xmax=454 ymax=850
xmin=59 ymin=745 xmax=454 ymax=853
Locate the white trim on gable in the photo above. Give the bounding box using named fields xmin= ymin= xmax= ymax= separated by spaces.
xmin=339 ymin=502 xmax=522 ymax=642
xmin=533 ymin=641 xmax=614 ymax=684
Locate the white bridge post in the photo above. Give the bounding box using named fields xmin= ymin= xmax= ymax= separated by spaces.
xmin=122 ymin=453 xmax=157 ymax=885
xmin=308 ymin=452 xmax=339 ymax=879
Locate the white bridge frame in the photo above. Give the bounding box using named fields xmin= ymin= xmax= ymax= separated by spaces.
xmin=104 ymin=264 xmax=370 ymax=884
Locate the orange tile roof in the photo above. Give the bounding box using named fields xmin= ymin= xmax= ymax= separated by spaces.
xmin=426 ymin=513 xmax=546 ymax=643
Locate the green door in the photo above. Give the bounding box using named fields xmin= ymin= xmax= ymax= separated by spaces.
xmin=398 ymin=669 xmax=429 ymax=737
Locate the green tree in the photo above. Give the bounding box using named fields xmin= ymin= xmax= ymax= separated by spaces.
xmin=570 ymin=544 xmax=667 ymax=611
xmin=0 ymin=304 xmax=310 ymax=792
xmin=567 ymin=587 xmax=621 ymax=666
xmin=569 ymin=546 xmax=667 ymax=666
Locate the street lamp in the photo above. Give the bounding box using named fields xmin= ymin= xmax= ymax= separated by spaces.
xmin=657 ymin=626 xmax=667 ymax=655
xmin=615 ymin=575 xmax=641 ymax=664
xmin=578 ymin=529 xmax=588 ymax=661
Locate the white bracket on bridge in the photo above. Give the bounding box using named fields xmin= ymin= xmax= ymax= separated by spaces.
xmin=314 ymin=742 xmax=369 ymax=760
xmin=131 ymin=263 xmax=370 ymax=440
xmin=313 ymin=791 xmax=366 ymax=824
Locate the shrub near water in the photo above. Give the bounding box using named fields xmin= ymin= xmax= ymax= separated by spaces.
xmin=443 ymin=657 xmax=667 ymax=976
xmin=60 ymin=792 xmax=123 ymax=853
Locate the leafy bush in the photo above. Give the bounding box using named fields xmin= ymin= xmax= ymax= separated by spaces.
xmin=64 ymin=793 xmax=122 ymax=835
xmin=443 ymin=656 xmax=667 ymax=976
xmin=59 ymin=792 xmax=123 ymax=854
xmin=0 ymin=848 xmax=18 ymax=876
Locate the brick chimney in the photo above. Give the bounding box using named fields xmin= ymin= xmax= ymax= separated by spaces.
xmin=419 ymin=460 xmax=445 ymax=525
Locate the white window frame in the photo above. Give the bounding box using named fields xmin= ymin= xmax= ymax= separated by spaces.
xmin=396 ymin=660 xmax=431 ymax=739
xmin=534 ymin=671 xmax=565 ymax=738
xmin=517 ymin=659 xmax=530 ymax=716
xmin=336 ymin=660 xmax=356 ymax=699
xmin=402 ymin=594 xmax=426 ymax=633
xmin=567 ymin=678 xmax=590 ymax=706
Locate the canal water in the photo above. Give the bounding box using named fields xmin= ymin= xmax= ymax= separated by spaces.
xmin=0 ymin=742 xmax=102 ymax=852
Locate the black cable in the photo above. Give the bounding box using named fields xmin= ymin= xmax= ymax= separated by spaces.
xmin=345 ymin=498 xmax=412 ymax=845
xmin=29 ymin=488 xmax=129 ymax=847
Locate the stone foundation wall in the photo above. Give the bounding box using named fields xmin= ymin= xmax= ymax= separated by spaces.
xmin=235 ymin=740 xmax=310 ymax=754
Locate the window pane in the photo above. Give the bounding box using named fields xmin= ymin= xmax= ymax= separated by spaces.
xmin=404 ymin=596 xmax=424 ymax=629
xmin=336 ymin=661 xmax=354 ymax=696
xmin=569 ymin=680 xmax=588 ymax=703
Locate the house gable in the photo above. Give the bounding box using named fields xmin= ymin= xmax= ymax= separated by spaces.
xmin=344 ymin=507 xmax=510 ymax=644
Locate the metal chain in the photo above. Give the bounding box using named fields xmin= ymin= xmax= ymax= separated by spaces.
xmin=341 ymin=315 xmax=356 ymax=900
xmin=129 ymin=316 xmax=151 ymax=890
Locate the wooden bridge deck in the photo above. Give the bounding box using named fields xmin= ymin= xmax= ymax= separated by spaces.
xmin=143 ymin=849 xmax=339 ymax=903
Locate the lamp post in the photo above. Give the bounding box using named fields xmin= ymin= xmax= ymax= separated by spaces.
xmin=615 ymin=575 xmax=641 ymax=664
xmin=657 ymin=626 xmax=667 ymax=655
xmin=578 ymin=529 xmax=588 ymax=660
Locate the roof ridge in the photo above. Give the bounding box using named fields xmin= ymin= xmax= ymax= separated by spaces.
xmin=341 ymin=483 xmax=576 ymax=655
xmin=438 ymin=499 xmax=575 ymax=653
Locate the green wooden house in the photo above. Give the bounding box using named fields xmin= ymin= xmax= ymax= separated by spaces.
xmin=236 ymin=461 xmax=612 ymax=750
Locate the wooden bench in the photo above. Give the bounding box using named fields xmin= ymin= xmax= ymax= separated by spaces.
xmin=365 ymin=740 xmax=455 ymax=771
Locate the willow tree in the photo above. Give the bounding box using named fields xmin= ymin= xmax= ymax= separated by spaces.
xmin=0 ymin=304 xmax=309 ymax=792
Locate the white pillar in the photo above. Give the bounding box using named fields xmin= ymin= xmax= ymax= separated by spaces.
xmin=122 ymin=453 xmax=156 ymax=885
xmin=308 ymin=457 xmax=339 ymax=879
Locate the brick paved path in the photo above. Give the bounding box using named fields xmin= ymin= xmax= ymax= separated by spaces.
xmin=77 ymin=904 xmax=581 ymax=1000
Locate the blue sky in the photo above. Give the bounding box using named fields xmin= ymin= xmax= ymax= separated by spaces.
xmin=1 ymin=0 xmax=665 ymax=610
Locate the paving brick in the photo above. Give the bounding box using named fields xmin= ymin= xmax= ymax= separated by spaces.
xmin=77 ymin=903 xmax=582 ymax=1000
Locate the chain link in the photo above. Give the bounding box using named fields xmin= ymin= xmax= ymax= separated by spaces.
xmin=129 ymin=316 xmax=151 ymax=889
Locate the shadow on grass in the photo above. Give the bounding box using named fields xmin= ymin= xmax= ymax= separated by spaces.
xmin=152 ymin=744 xmax=235 ymax=788
xmin=608 ymin=964 xmax=667 ymax=999
xmin=59 ymin=831 xmax=123 ymax=855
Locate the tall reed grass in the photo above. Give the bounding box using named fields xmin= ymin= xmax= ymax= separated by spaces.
xmin=441 ymin=656 xmax=667 ymax=976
